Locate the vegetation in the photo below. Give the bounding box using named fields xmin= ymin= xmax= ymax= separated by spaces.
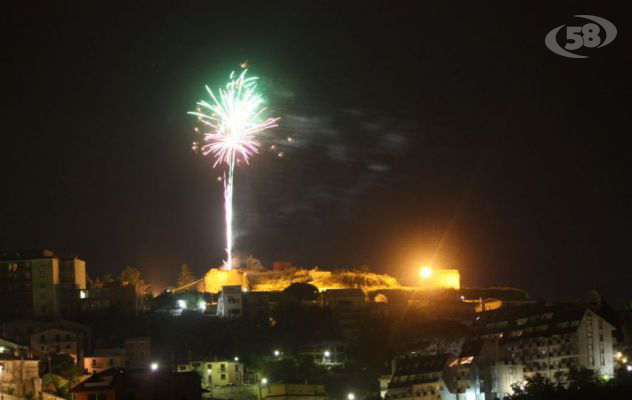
xmin=508 ymin=368 xmax=632 ymax=399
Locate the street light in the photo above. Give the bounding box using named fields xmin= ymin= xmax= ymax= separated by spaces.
xmin=150 ymin=362 xmax=159 ymax=371
xmin=258 ymin=378 xmax=269 ymax=400
xmin=234 ymin=356 xmax=239 ymax=362
xmin=347 ymin=393 xmax=355 ymax=400
xmin=419 ymin=266 xmax=432 ymax=279
xmin=273 ymin=350 xmax=280 ymax=357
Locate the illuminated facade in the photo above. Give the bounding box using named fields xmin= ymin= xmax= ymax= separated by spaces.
xmin=419 ymin=268 xmax=461 ymax=290
xmin=471 ymin=305 xmax=616 ymax=380
xmin=177 ymin=359 xmax=244 ymax=388
xmin=260 ymin=384 xmax=327 ymax=400
xmin=217 ymin=285 xmax=244 ymax=317
xmin=0 ymin=249 xmax=87 ymax=319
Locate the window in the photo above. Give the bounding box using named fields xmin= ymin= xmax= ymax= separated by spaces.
xmin=40 ymin=335 xmax=46 ymax=343
xmin=220 ymin=363 xmax=226 ymax=372
xmin=221 ymin=373 xmax=226 ymax=380
xmin=92 ymin=359 xmax=97 ymax=367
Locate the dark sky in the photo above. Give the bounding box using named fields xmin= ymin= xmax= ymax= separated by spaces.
xmin=2 ymin=1 xmax=630 ymax=302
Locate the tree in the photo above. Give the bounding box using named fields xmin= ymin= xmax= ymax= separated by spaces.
xmin=283 ymin=282 xmax=319 ymax=302
xmin=176 ymin=264 xmax=198 ymax=289
xmin=119 ymin=266 xmax=151 ymax=295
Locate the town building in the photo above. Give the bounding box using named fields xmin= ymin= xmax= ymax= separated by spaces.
xmin=0 ymin=249 xmax=60 ymax=318
xmin=59 ymin=256 xmax=87 ymax=317
xmin=0 ymin=349 xmax=42 ymax=398
xmin=470 ymin=304 xmax=616 ymax=379
xmin=0 ymin=249 xmax=87 ymax=319
xmin=71 ymin=368 xmax=204 ymax=400
xmin=453 ymin=340 xmax=523 ymax=400
xmin=79 ymin=285 xmax=139 ymax=317
xmin=321 ymin=289 xmax=367 ymax=339
xmin=29 ymin=320 xmax=92 ymax=364
xmin=84 ymin=348 xmax=127 ymax=374
xmin=217 ymin=285 xmax=244 ymax=318
xmin=124 ymin=337 xmax=151 ymax=370
xmin=384 ymin=353 xmax=456 ymax=400
xmin=260 ymin=384 xmax=327 ymax=400
xmin=177 ymin=359 xmax=244 ymax=389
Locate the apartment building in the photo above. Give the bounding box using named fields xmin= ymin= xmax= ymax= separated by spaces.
xmin=471 ymin=304 xmax=616 ymax=379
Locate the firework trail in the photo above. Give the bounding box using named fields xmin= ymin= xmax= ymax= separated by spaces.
xmin=189 ymin=69 xmax=279 ymax=269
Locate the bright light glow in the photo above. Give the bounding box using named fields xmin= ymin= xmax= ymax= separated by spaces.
xmin=626 ymin=365 xmax=632 ymax=372
xmin=615 ymin=351 xmax=623 ymax=359
xmin=261 ymin=377 xmax=268 ymax=385
xmin=324 ymin=350 xmax=331 ymax=357
xmin=234 ymin=356 xmax=239 ymax=361
xmin=0 ymin=346 xmax=5 ymax=353
xmin=177 ymin=299 xmax=187 ymax=309
xmin=420 ymin=266 xmax=433 ymax=278
xmin=347 ymin=393 xmax=355 ymax=400
xmin=189 ymin=69 xmax=279 ymax=270
xmin=273 ymin=350 xmax=280 ymax=357
xmin=80 ymin=290 xmax=87 ymax=299
xmin=150 ymin=362 xmax=159 ymax=371
xmin=207 ymin=369 xmax=212 ymax=374
xmin=198 ymin=300 xmax=207 ymax=311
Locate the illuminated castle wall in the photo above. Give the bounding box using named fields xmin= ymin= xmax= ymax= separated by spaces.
xmin=199 ymin=266 xmax=461 ymax=294
xmin=419 ymin=268 xmax=460 ymax=290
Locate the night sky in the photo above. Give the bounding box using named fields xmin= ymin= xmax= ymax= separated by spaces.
xmin=2 ymin=1 xmax=629 ymax=302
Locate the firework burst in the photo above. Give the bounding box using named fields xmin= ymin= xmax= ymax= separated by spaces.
xmin=189 ymin=69 xmax=279 ymax=270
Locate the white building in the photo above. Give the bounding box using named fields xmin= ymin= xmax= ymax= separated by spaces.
xmin=384 ymin=353 xmax=457 ymax=400
xmin=177 ymin=359 xmax=244 ymax=388
xmin=471 ymin=305 xmax=616 ymax=380
xmin=217 ymin=285 xmax=243 ymax=318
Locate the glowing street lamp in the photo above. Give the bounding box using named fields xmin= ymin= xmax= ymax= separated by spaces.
xmin=261 ymin=378 xmax=268 ymax=385
xmin=419 ymin=266 xmax=432 ymax=279
xmin=177 ymin=299 xmax=187 ymax=309
xmin=234 ymin=356 xmax=239 ymax=362
xmin=324 ymin=350 xmax=331 ymax=357
xmin=150 ymin=362 xmax=159 ymax=371
xmin=347 ymin=393 xmax=356 ymax=400
xmin=273 ymin=350 xmax=281 ymax=357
